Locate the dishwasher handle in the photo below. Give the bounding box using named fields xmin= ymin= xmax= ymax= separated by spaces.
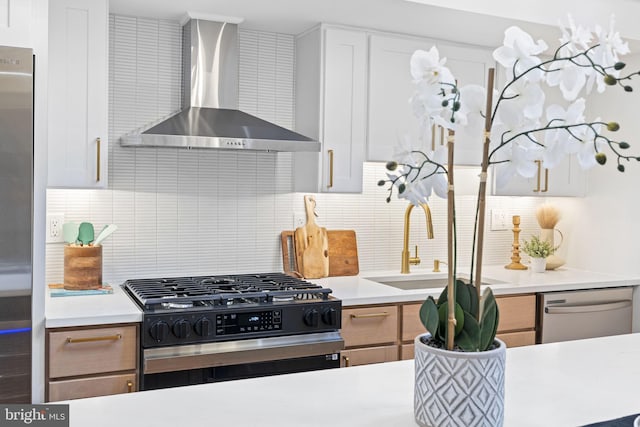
xmin=545 ymin=300 xmax=631 ymax=314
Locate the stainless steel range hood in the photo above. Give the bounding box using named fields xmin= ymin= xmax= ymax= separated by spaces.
xmin=121 ymin=19 xmax=319 ymax=152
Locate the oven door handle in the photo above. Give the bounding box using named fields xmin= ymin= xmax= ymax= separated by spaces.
xmin=143 ymin=332 xmax=345 ymax=375
xmin=545 ymin=300 xmax=631 ymax=315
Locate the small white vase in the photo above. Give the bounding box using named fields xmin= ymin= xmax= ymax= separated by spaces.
xmin=414 ymin=333 xmax=506 ymax=427
xmin=530 ymin=257 xmax=546 ymax=273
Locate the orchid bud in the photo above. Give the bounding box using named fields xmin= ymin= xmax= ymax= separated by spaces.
xmin=607 ymin=122 xmax=620 ymax=132
xmin=614 ymin=62 xmax=626 ymax=70
xmin=398 ymin=183 xmax=406 ymax=194
xmin=604 ymin=74 xmax=617 ymax=86
xmin=624 ymin=86 xmax=633 ymax=92
xmin=618 ymin=164 xmax=625 ymax=172
xmin=619 ymin=142 xmax=630 ymax=149
xmin=386 ymin=161 xmax=398 ymax=171
xmin=386 ymin=197 xmax=391 ymax=203
xmin=441 ymin=100 xmax=449 ymax=107
xmin=453 ymin=101 xmax=461 ymax=111
xmin=377 ymin=180 xmax=386 ymax=186
xmin=595 ymin=152 xmax=607 ymax=165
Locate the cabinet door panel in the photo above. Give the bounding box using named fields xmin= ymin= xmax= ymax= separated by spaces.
xmin=340 ymin=345 xmax=398 ymax=367
xmin=342 ymin=305 xmax=398 ymax=347
xmin=48 ymin=325 xmax=137 ymax=378
xmin=322 ymin=28 xmax=367 ymax=193
xmin=497 ymin=331 xmax=536 ymax=348
xmin=367 ymin=34 xmax=494 ymax=165
xmin=48 ymin=0 xmax=108 ymax=188
xmin=401 ymin=303 xmax=424 ymax=342
xmin=496 ymin=295 xmax=536 ymax=332
xmin=48 ymin=373 xmax=137 ymax=402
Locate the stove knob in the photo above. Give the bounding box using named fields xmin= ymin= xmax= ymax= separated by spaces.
xmin=303 ymin=309 xmax=319 ymax=327
xmin=149 ymin=321 xmax=169 ymax=343
xmin=194 ymin=317 xmax=212 ymax=337
xmin=172 ymin=319 xmax=191 ymax=339
xmin=322 ymin=308 xmax=338 ymax=326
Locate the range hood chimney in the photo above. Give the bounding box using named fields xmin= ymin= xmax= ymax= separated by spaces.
xmin=121 ymin=19 xmax=319 ymax=152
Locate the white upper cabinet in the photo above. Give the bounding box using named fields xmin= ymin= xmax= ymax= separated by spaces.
xmin=294 ymin=26 xmax=367 ymax=193
xmin=0 ymin=0 xmax=32 ymax=48
xmin=47 ymin=0 xmax=108 ymax=189
xmin=491 ymin=156 xmax=587 ymax=196
xmin=367 ymin=34 xmax=494 ymax=165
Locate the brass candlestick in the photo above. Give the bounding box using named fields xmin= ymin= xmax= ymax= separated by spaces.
xmin=505 ymin=215 xmax=528 ymax=270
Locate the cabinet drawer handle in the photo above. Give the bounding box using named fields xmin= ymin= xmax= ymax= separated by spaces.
xmin=350 ymin=312 xmax=390 ymax=319
xmin=342 ymin=356 xmax=350 ymax=367
xmin=541 ymin=167 xmax=549 ymax=192
xmin=66 ymin=334 xmax=122 ymax=344
xmin=127 ymin=380 xmax=134 ymax=393
xmin=533 ymin=160 xmax=541 ymax=192
xmin=327 ymin=149 xmax=334 ymax=189
xmin=96 ymin=137 xmax=101 ymax=182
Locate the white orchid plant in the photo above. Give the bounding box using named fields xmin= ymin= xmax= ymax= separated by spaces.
xmin=379 ymin=16 xmax=640 ymax=352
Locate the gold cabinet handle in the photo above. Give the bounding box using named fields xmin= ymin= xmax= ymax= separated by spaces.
xmin=96 ymin=137 xmax=101 ymax=182
xmin=327 ymin=149 xmax=334 ymax=189
xmin=66 ymin=334 xmax=122 ymax=344
xmin=542 ymin=167 xmax=549 ymax=192
xmin=533 ymin=160 xmax=541 ymax=193
xmin=127 ymin=380 xmax=134 ymax=393
xmin=350 ymin=312 xmax=390 ymax=319
xmin=342 ymin=356 xmax=350 ymax=367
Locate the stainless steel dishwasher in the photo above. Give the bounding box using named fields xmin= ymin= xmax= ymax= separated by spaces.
xmin=538 ymin=287 xmax=633 ymax=344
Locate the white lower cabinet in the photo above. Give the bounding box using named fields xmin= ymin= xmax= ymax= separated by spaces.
xmin=294 ymin=25 xmax=367 ymax=193
xmin=47 ymin=0 xmax=108 ymax=189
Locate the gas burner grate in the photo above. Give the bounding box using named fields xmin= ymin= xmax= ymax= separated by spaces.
xmin=124 ymin=273 xmax=333 ymax=311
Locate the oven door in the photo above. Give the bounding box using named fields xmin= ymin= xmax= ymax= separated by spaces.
xmin=141 ymin=331 xmax=344 ymax=390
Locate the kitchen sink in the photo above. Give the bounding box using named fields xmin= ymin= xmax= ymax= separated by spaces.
xmin=365 ymin=274 xmax=504 ymax=291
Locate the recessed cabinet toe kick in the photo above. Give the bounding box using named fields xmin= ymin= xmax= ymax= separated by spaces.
xmin=538 ymin=287 xmax=633 ymax=344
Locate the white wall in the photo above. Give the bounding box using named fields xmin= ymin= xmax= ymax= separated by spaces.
xmin=45 ymin=15 xmax=546 ymax=286
xmin=553 ymin=54 xmax=640 ymax=276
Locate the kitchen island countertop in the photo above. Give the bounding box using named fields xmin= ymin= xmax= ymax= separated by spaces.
xmin=60 ymin=332 xmax=640 ymax=427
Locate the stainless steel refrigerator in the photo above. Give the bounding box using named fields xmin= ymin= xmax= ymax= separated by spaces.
xmin=0 ymin=45 xmax=33 ymax=403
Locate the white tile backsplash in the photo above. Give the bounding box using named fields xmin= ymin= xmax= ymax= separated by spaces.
xmin=45 ymin=15 xmax=544 ymax=285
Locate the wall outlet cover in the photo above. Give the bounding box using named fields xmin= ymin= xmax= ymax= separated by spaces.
xmin=46 ymin=214 xmax=65 ymax=243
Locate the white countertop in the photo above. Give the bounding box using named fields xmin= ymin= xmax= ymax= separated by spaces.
xmin=318 ymin=265 xmax=640 ymax=305
xmin=45 ymin=284 xmax=142 ymax=328
xmin=60 ymin=332 xmax=640 ymax=427
xmin=43 ymin=266 xmax=640 ymax=327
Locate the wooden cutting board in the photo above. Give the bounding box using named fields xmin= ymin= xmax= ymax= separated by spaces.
xmin=294 ymin=196 xmax=329 ymax=279
xmin=281 ymin=229 xmax=359 ymax=277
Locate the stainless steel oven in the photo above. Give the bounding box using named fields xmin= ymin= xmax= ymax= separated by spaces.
xmin=122 ymin=273 xmax=344 ymax=390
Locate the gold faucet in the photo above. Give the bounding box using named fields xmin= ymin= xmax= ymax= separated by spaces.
xmin=401 ymin=203 xmax=434 ymax=274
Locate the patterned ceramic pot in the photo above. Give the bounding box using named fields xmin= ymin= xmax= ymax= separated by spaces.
xmin=414 ymin=333 xmax=506 ymax=427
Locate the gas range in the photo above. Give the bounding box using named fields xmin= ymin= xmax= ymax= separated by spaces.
xmin=123 ymin=273 xmax=342 ymax=349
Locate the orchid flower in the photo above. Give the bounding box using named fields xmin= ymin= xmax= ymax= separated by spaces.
xmin=493 ymin=26 xmax=548 ymax=81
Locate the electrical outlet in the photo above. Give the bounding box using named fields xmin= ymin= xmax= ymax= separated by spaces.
xmin=293 ymin=211 xmax=306 ymax=229
xmin=490 ymin=209 xmax=509 ymax=231
xmin=46 ymin=214 xmax=65 ymax=243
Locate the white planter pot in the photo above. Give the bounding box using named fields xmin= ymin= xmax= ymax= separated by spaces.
xmin=530 ymin=257 xmax=546 ymax=273
xmin=414 ymin=333 xmax=506 ymax=427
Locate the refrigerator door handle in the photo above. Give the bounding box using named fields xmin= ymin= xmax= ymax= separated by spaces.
xmin=545 ymin=300 xmax=631 ymax=315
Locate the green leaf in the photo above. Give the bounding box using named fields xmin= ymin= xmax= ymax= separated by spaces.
xmin=478 ymin=288 xmax=500 ymax=351
xmin=457 ymin=310 xmax=481 ymax=351
xmin=455 ymin=279 xmax=471 ymax=313
xmin=419 ymin=297 xmax=439 ymax=336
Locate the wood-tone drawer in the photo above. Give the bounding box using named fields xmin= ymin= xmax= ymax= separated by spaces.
xmin=48 ymin=373 xmax=137 ymax=402
xmin=401 ymin=303 xmax=424 ymax=342
xmin=497 ymin=330 xmax=536 ymax=348
xmin=400 ymin=343 xmax=415 ymax=360
xmin=342 ymin=305 xmax=398 ymax=347
xmin=340 ymin=345 xmax=398 ymax=367
xmin=48 ymin=325 xmax=137 ymax=378
xmin=496 ymin=295 xmax=536 ymax=332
